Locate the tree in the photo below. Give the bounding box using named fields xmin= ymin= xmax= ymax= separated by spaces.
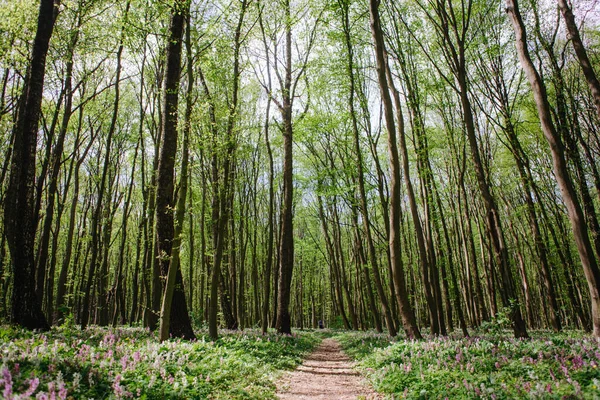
xmin=155 ymin=0 xmax=195 ymax=341
xmin=506 ymin=0 xmax=600 ymax=337
xmin=3 ymin=0 xmax=59 ymax=331
xmin=558 ymin=0 xmax=600 ymax=120
xmin=369 ymin=0 xmax=421 ymax=339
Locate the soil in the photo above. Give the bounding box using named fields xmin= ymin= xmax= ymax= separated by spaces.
xmin=276 ymin=338 xmax=383 ymax=400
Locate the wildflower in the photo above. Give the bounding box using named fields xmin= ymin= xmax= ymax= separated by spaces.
xmin=70 ymin=372 xmax=80 ymax=392
xmin=48 ymin=381 xmax=56 ymax=400
xmin=120 ymin=355 xmax=129 ymax=370
xmin=573 ymin=380 xmax=581 ymax=395
xmin=2 ymin=366 xmax=13 ymax=399
xmin=113 ymin=374 xmax=124 ymax=399
xmin=58 ymin=382 xmax=67 ymax=400
xmin=23 ymin=377 xmax=40 ymax=397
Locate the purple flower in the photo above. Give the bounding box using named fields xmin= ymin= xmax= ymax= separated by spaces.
xmin=58 ymin=382 xmax=67 ymax=400
xmin=48 ymin=381 xmax=56 ymax=400
xmin=2 ymin=367 xmax=13 ymax=399
xmin=23 ymin=377 xmax=40 ymax=397
xmin=120 ymin=355 xmax=129 ymax=370
xmin=572 ymin=355 xmax=584 ymax=369
xmin=113 ymin=374 xmax=124 ymax=398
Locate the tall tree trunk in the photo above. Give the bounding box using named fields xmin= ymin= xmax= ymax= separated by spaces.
xmin=275 ymin=0 xmax=295 ymax=335
xmin=207 ymin=0 xmax=248 ymax=338
xmin=4 ymin=0 xmax=58 ymax=330
xmin=80 ymin=2 xmax=129 ymax=329
xmin=156 ymin=1 xmax=195 ymax=341
xmin=507 ymin=0 xmax=600 ymax=337
xmin=262 ymin=98 xmax=274 ymax=334
xmin=385 ymin=58 xmax=442 ymax=335
xmin=369 ymin=0 xmax=421 ymax=339
xmin=36 ymin=10 xmax=81 ymax=322
xmin=112 ymin=138 xmax=140 ymax=326
xmin=55 ymin=117 xmax=93 ymax=323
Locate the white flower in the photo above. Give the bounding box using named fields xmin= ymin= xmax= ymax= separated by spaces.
xmin=73 ymin=372 xmax=81 ymax=391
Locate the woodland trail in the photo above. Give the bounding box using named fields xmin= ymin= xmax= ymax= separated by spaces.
xmin=276 ymin=338 xmax=383 ymax=400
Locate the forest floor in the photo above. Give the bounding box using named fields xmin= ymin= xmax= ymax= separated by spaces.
xmin=276 ymin=338 xmax=382 ymax=399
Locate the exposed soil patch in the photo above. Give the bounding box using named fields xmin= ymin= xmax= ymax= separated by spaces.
xmin=276 ymin=338 xmax=382 ymax=400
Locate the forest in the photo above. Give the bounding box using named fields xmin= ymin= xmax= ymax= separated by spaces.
xmin=1 ymin=0 xmax=600 ymax=398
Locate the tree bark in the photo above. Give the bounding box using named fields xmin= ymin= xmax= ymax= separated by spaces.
xmin=4 ymin=0 xmax=58 ymax=331
xmin=275 ymin=0 xmax=295 ymax=335
xmin=507 ymin=0 xmax=600 ymax=337
xmin=80 ymin=2 xmax=128 ymax=329
xmin=558 ymin=0 xmax=600 ymax=119
xmin=156 ymin=1 xmax=195 ymax=341
xmin=369 ymin=0 xmax=421 ymax=339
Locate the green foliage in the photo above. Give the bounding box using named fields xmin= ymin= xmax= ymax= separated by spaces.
xmin=479 ymin=307 xmax=512 ymax=334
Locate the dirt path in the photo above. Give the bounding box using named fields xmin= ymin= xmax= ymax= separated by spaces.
xmin=276 ymin=338 xmax=382 ymax=400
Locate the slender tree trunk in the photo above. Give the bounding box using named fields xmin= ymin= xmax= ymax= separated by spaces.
xmin=275 ymin=0 xmax=295 ymax=335
xmin=318 ymin=195 xmax=351 ymax=329
xmin=112 ymin=138 xmax=139 ymax=326
xmin=80 ymin=3 xmax=129 ymax=329
xmin=262 ymin=98 xmax=274 ymax=334
xmin=207 ymin=0 xmax=247 ymax=338
xmin=558 ymin=0 xmax=600 ymax=119
xmin=340 ymin=1 xmax=383 ymax=333
xmin=507 ymin=0 xmax=600 ymax=337
xmin=369 ymin=0 xmax=420 ymax=339
xmin=36 ymin=12 xmax=81 ymax=322
xmin=331 ymin=198 xmax=358 ymax=329
xmin=385 ymin=58 xmax=442 ymax=335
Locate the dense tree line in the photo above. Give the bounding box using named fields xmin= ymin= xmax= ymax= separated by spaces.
xmin=0 ymin=0 xmax=599 ymax=339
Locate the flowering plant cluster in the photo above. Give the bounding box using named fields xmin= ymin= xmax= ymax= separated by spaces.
xmin=337 ymin=330 xmax=600 ymax=399
xmin=0 ymin=326 xmax=319 ymax=399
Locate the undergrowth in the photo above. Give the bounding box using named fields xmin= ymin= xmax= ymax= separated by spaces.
xmin=0 ymin=325 xmax=320 ymax=399
xmin=335 ymin=329 xmax=600 ymax=399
